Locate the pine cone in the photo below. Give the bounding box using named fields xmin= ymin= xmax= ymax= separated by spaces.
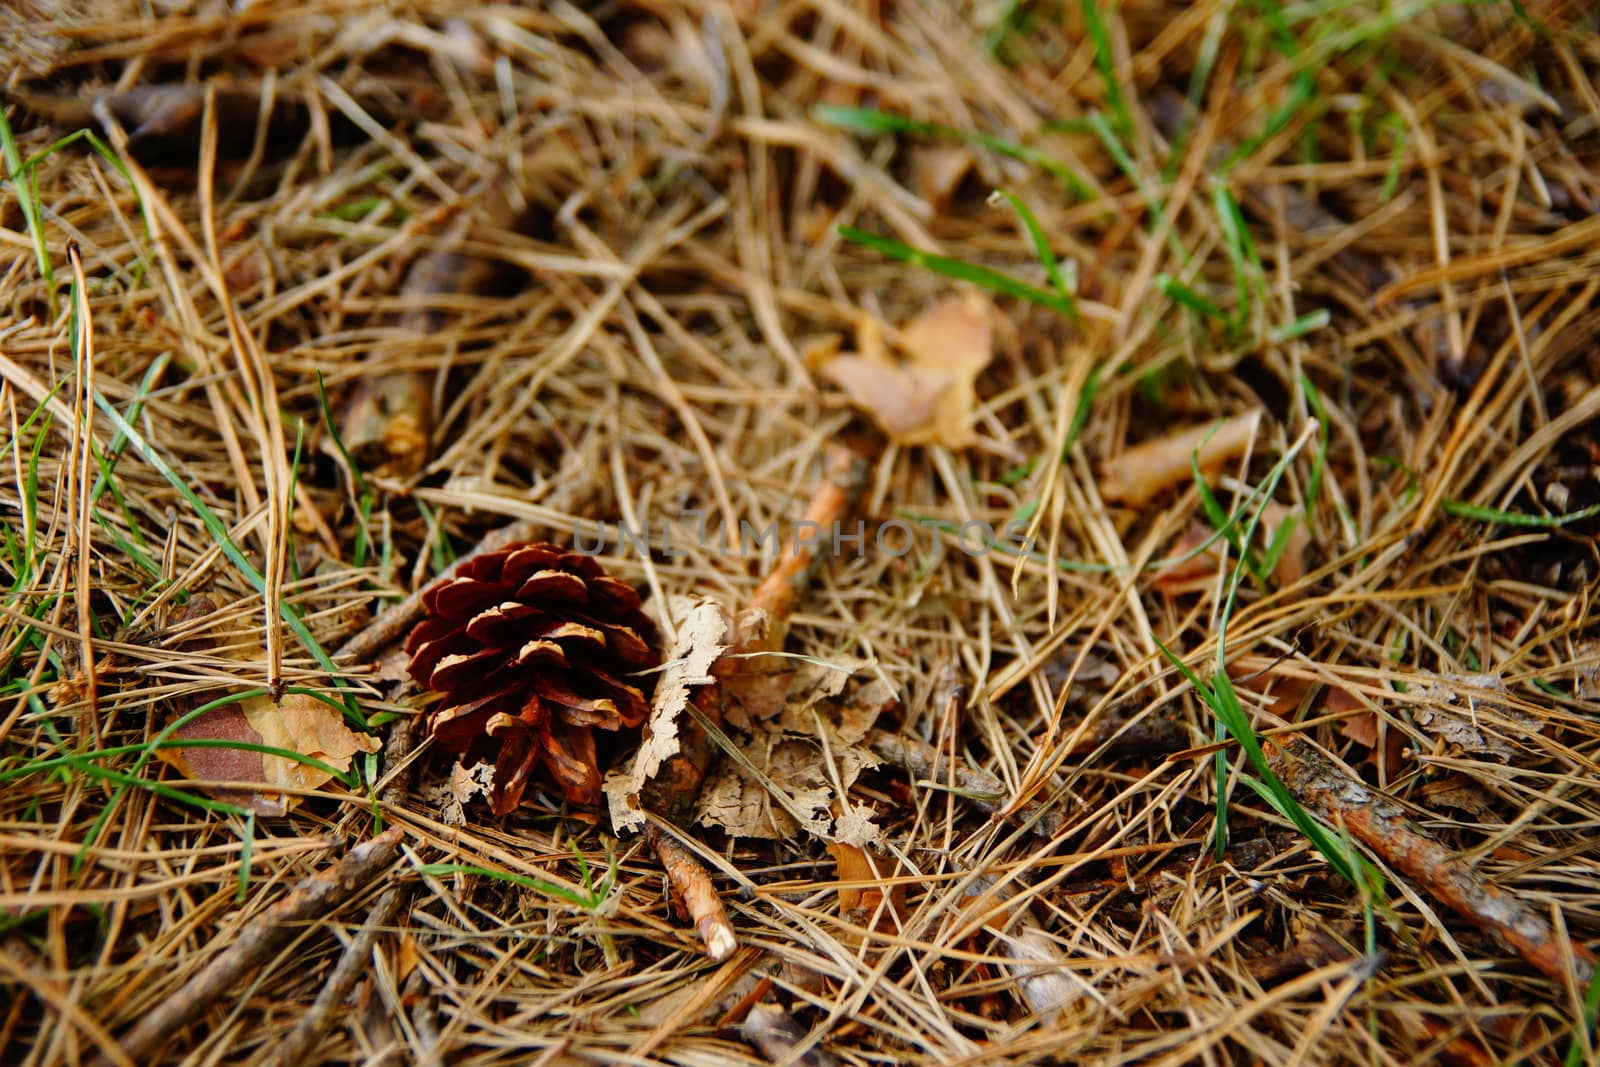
xmin=405 ymin=543 xmax=658 ymax=813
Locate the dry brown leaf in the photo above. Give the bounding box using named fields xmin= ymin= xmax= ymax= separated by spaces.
xmin=964 ymin=876 xmax=1097 ymax=1022
xmin=393 ymin=933 xmax=420 ymax=986
xmin=818 ymin=292 xmax=995 ymax=448
xmin=429 ymin=760 xmax=494 ymax=826
xmin=1414 ymin=673 xmax=1542 ymax=762
xmin=605 ymin=597 xmax=728 ymax=834
xmin=696 ymin=738 xmax=835 ymax=841
xmin=1419 ymin=776 xmax=1497 ymax=817
xmin=1339 ymin=711 xmax=1380 ymax=748
xmin=160 ymin=690 xmax=378 ymax=816
xmin=1101 ymin=410 xmax=1262 ymax=506
xmin=696 ymin=664 xmax=891 ymax=844
xmin=912 ymin=144 xmax=976 ymax=214
xmin=830 ymin=841 xmax=905 ymax=938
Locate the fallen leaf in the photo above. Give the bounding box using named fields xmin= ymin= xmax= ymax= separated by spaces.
xmin=430 ymin=760 xmax=494 ymax=826
xmin=696 ymin=739 xmax=831 ymax=841
xmin=912 ymin=144 xmax=976 ymax=214
xmin=818 ymin=292 xmax=995 ymax=448
xmin=161 ymin=690 xmax=378 ymax=816
xmin=1339 ymin=711 xmax=1379 ymax=748
xmin=1573 ymin=647 xmax=1600 ymax=701
xmin=1414 ymin=673 xmax=1542 ymax=762
xmin=830 ymin=841 xmax=905 ymax=937
xmin=964 ymin=876 xmax=1098 ymax=1022
xmin=1101 ymin=410 xmax=1262 ymax=506
xmin=696 ymin=664 xmax=892 ymax=844
xmin=605 ymin=597 xmax=728 ymax=834
xmin=1419 ymin=775 xmax=1496 ymax=817
xmin=394 ymin=932 xmax=420 ymax=986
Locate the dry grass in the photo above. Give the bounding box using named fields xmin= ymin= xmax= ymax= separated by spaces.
xmin=4 ymin=0 xmax=1600 ymax=1063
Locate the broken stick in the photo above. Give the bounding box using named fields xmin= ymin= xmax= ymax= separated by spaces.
xmin=649 ymin=822 xmax=737 ymax=962
xmin=1268 ymin=737 xmax=1595 ymax=986
xmin=268 ymin=886 xmax=405 ymax=1067
xmin=340 ymin=179 xmax=534 ymax=481
xmin=101 ymin=827 xmax=404 ymax=1066
xmin=867 ymin=729 xmax=1063 ymax=838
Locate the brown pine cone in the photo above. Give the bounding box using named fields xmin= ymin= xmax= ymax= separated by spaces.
xmin=405 ymin=543 xmax=659 ymax=813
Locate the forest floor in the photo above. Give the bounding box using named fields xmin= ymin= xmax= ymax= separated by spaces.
xmin=4 ymin=1 xmax=1600 ymax=1064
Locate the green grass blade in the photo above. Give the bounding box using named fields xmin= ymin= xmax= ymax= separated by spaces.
xmin=1155 ymin=273 xmax=1228 ymax=322
xmin=839 ymin=226 xmax=1077 ymax=318
xmin=1080 ymin=0 xmax=1133 ymax=137
xmin=1270 ymin=309 xmax=1331 ymax=344
xmin=0 ymin=108 xmax=54 ymax=302
xmin=813 ymin=104 xmax=1096 ymax=200
xmin=88 ymin=394 xmax=364 ymax=724
xmin=1441 ymin=499 xmax=1600 ymax=528
xmin=991 ymin=189 xmax=1079 ymax=319
xmin=418 ymin=863 xmax=605 ymax=910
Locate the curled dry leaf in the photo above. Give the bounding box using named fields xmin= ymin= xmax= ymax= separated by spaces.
xmin=428 ymin=761 xmax=495 ymax=826
xmin=964 ymin=877 xmax=1097 ymax=1022
xmin=605 ymin=597 xmax=728 ymax=834
xmin=912 ymin=144 xmax=976 ymax=214
xmin=1100 ymin=410 xmax=1262 ymax=506
xmin=816 ymin=291 xmax=995 ymax=448
xmin=161 ymin=690 xmax=379 ymax=817
xmin=741 ymin=1002 xmax=841 ymax=1067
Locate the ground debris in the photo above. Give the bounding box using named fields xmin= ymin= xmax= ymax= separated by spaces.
xmin=1413 ymin=673 xmax=1543 ymax=762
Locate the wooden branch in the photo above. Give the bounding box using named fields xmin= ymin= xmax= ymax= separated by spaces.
xmin=1268 ymin=737 xmax=1595 ymax=985
xmin=867 ymin=729 xmax=1063 ymax=837
xmin=649 ymin=823 xmax=737 ymax=962
xmin=101 ymin=827 xmax=405 ymax=1066
xmin=268 ymin=887 xmax=405 ymax=1066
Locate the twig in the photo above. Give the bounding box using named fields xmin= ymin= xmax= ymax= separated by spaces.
xmin=868 ymin=729 xmax=1063 ymax=837
xmin=1244 ymin=930 xmax=1354 ymax=986
xmin=648 ymin=822 xmax=737 ymax=962
xmin=740 ymin=446 xmax=870 ymax=648
xmin=101 ymin=827 xmax=405 ymax=1066
xmin=377 ymin=710 xmax=424 ymax=808
xmin=340 ymin=178 xmax=532 ymax=480
xmin=1267 ymin=737 xmax=1596 ymax=985
xmin=269 ymin=887 xmax=405 ymax=1067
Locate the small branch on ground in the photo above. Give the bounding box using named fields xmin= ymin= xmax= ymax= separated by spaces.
xmin=269 ymin=887 xmax=405 ymax=1067
xmin=1244 ymin=929 xmax=1355 ymax=986
xmin=340 ymin=178 xmax=533 ymax=481
xmin=1267 ymin=737 xmax=1596 ymax=985
xmin=101 ymin=827 xmax=405 ymax=1066
xmin=867 ymin=729 xmax=1063 ymax=837
xmin=377 ymin=710 xmax=424 ymax=808
xmin=649 ymin=822 xmax=737 ymax=962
